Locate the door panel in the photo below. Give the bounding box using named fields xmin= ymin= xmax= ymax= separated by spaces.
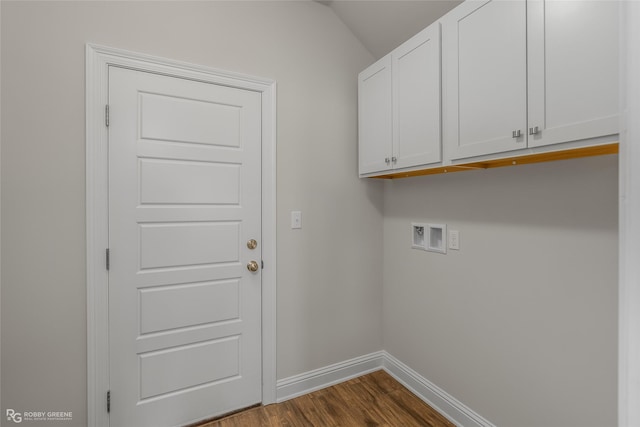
xmin=139 ymin=159 xmax=240 ymax=205
xmin=139 ymin=337 xmax=240 ymax=400
xmin=108 ymin=66 xmax=262 ymax=427
xmin=527 ymin=0 xmax=619 ymax=148
xmin=139 ymin=280 xmax=240 ymax=334
xmin=442 ymin=0 xmax=527 ymax=160
xmin=393 ymin=23 xmax=441 ymax=169
xmin=140 ymin=92 xmax=241 ymax=147
xmin=358 ymin=55 xmax=393 ymax=175
xmin=139 ymin=222 xmax=240 ymax=269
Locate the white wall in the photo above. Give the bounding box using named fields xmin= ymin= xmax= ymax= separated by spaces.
xmin=0 ymin=2 xmax=383 ymax=426
xmin=383 ymin=155 xmax=618 ymax=426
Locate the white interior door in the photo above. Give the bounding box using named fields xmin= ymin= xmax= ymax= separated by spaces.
xmin=108 ymin=65 xmax=262 ymax=427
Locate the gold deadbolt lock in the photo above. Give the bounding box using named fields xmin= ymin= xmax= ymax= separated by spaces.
xmin=247 ymin=239 xmax=258 ymax=250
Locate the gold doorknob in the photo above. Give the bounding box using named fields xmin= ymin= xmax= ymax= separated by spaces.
xmin=247 ymin=260 xmax=259 ymax=272
xmin=247 ymin=239 xmax=258 ymax=250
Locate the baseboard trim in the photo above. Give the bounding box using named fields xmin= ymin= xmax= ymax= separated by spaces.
xmin=382 ymin=352 xmax=495 ymax=427
xmin=275 ymin=351 xmax=384 ymax=402
xmin=275 ymin=351 xmax=494 ymax=427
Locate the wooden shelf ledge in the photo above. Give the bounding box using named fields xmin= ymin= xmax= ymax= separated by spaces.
xmin=371 ymin=142 xmax=619 ymax=180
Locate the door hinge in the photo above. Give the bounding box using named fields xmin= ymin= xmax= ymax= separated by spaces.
xmin=107 ymin=390 xmax=111 ymax=413
xmin=105 ymin=104 xmax=110 ymax=127
xmin=106 ymin=248 xmax=110 ymax=271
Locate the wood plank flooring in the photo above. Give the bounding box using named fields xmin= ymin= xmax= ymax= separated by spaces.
xmin=197 ymin=370 xmax=455 ymax=427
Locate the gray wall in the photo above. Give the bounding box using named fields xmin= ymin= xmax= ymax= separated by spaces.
xmin=0 ymin=2 xmax=383 ymax=426
xmin=383 ymin=155 xmax=618 ymax=427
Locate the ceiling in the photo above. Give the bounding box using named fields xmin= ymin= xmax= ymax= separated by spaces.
xmin=318 ymin=0 xmax=463 ymax=59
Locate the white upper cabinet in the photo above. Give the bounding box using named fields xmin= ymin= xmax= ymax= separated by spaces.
xmin=359 ymin=55 xmax=393 ymax=175
xmin=359 ymin=23 xmax=441 ymax=176
xmin=392 ymin=23 xmax=442 ymax=170
xmin=442 ymin=0 xmax=619 ymax=161
xmin=526 ymin=0 xmax=619 ymax=149
xmin=442 ymin=0 xmax=528 ymax=160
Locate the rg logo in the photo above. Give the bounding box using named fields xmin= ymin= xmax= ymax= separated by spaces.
xmin=6 ymin=409 xmax=22 ymax=423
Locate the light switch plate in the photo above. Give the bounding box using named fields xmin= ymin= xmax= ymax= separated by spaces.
xmin=291 ymin=211 xmax=302 ymax=229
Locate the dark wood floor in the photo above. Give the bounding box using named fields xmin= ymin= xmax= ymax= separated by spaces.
xmin=198 ymin=370 xmax=456 ymax=427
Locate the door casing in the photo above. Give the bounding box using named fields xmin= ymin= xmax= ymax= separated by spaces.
xmin=85 ymin=44 xmax=277 ymax=427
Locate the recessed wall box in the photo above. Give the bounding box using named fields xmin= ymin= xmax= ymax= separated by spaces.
xmin=427 ymin=224 xmax=447 ymax=254
xmin=411 ymin=223 xmax=427 ymax=250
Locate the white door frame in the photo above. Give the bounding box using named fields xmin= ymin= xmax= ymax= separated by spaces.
xmin=619 ymin=2 xmax=640 ymax=425
xmin=85 ymin=44 xmax=277 ymax=427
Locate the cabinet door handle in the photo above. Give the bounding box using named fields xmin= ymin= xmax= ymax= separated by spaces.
xmin=385 ymin=157 xmax=390 ymax=164
xmin=391 ymin=156 xmax=397 ymax=164
xmin=512 ymin=130 xmax=522 ymax=138
xmin=529 ymin=126 xmax=540 ymax=135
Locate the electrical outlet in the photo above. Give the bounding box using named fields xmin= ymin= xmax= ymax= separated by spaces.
xmin=449 ymin=230 xmax=460 ymax=250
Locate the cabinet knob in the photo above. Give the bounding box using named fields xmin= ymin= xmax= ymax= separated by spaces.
xmin=529 ymin=126 xmax=540 ymax=135
xmin=512 ymin=129 xmax=522 ymax=138
xmin=391 ymin=156 xmax=397 ymax=163
xmin=385 ymin=157 xmax=390 ymax=164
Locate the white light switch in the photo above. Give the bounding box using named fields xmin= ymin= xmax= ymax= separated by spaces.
xmin=291 ymin=211 xmax=302 ymax=229
xmin=449 ymin=230 xmax=460 ymax=250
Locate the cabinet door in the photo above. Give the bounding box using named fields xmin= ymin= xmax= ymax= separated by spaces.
xmin=393 ymin=23 xmax=442 ymax=170
xmin=442 ymin=0 xmax=528 ymax=160
xmin=359 ymin=56 xmax=392 ymax=175
xmin=527 ymin=0 xmax=619 ymax=148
